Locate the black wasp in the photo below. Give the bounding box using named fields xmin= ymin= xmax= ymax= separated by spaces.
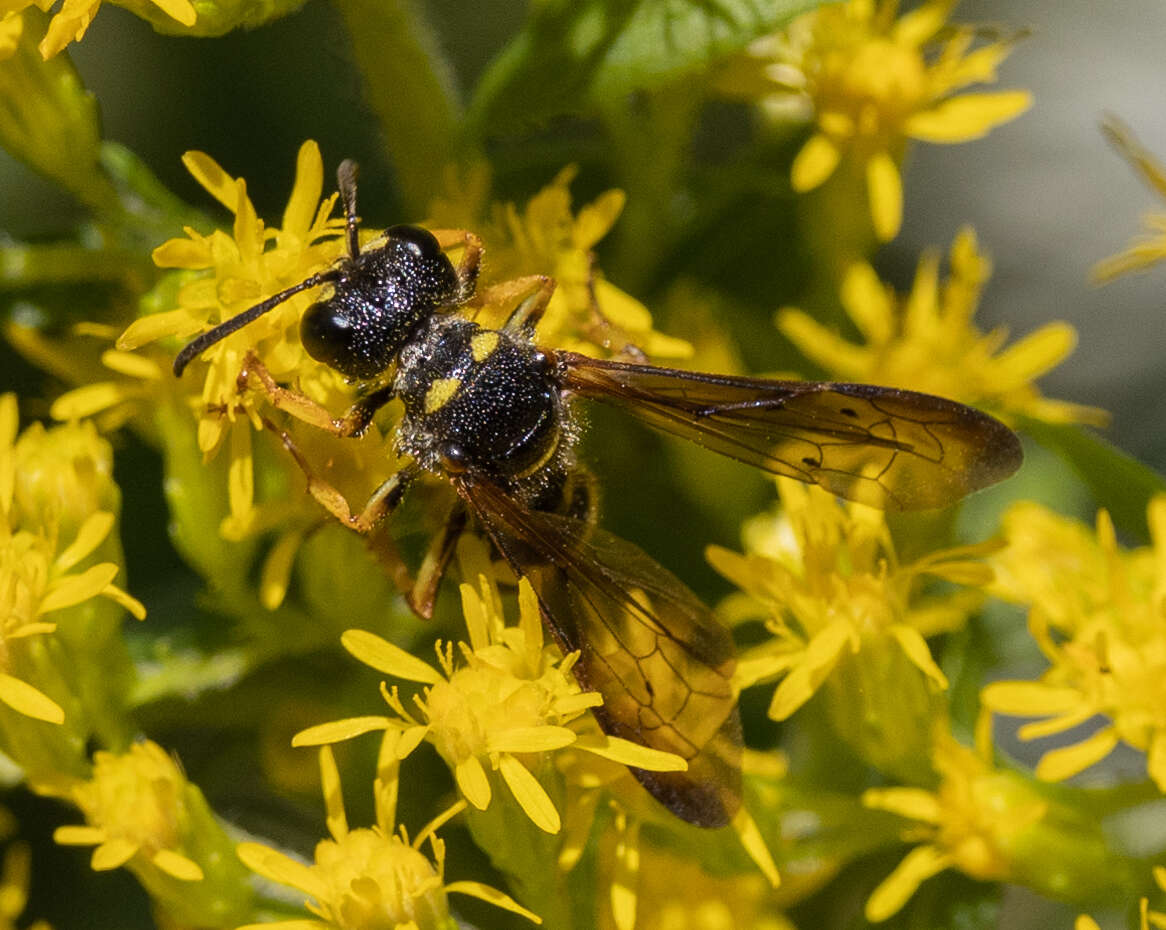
xmin=173 ymin=161 xmax=1022 ymax=829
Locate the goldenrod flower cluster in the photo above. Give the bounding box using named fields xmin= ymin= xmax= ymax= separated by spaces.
xmin=1 ymin=1 xmax=1164 ymax=929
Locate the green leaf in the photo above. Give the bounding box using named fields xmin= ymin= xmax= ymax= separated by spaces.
xmin=333 ymin=0 xmax=464 ymax=216
xmin=1020 ymin=418 xmax=1166 ymax=542
xmin=469 ymin=0 xmax=821 ymax=133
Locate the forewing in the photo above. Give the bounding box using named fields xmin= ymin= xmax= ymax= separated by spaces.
xmin=456 ymin=475 xmax=742 ymax=828
xmin=559 ymin=352 xmax=1022 ymax=510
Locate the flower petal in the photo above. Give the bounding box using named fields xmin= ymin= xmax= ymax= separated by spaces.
xmin=446 ymin=881 xmax=542 ymax=924
xmin=888 ymin=625 xmax=948 ymax=689
xmin=732 ymin=806 xmax=780 ymax=889
xmin=455 ymin=755 xmax=492 ymax=810
xmin=573 ymin=735 xmax=687 ymax=772
xmin=905 ymin=92 xmax=1032 ymax=143
xmin=0 ymin=674 xmax=64 ymax=724
xmin=260 ymin=528 xmax=306 ymax=610
xmin=50 ymin=384 xmax=133 ymax=422
xmin=863 ymin=786 xmax=942 ymax=823
xmin=1035 ymin=727 xmax=1119 ymax=782
xmin=610 ymin=814 xmax=640 ymax=930
xmin=91 ymin=838 xmax=138 ymax=871
xmin=101 ymin=584 xmax=147 ymax=621
xmin=53 ymin=825 xmax=106 ymax=846
xmin=54 ymin=512 xmax=113 ymax=572
xmin=281 ymin=141 xmax=325 ymax=238
xmin=981 ymin=681 xmax=1084 ymax=715
xmin=992 ymin=322 xmax=1076 ymax=383
xmin=498 ymin=753 xmax=560 ymax=834
xmin=237 ymin=842 xmax=327 ymax=900
xmin=149 ymin=0 xmax=196 ymax=27
xmin=116 ymin=308 xmax=202 ymax=350
xmin=341 ymin=630 xmax=443 ymax=683
xmin=39 ymin=563 xmax=118 ymax=615
xmin=791 ymin=132 xmax=841 ymax=192
xmin=292 ymin=716 xmax=393 ymax=746
xmin=319 ymin=746 xmax=347 ymax=842
xmin=182 ymin=151 xmax=238 ymax=213
xmin=488 ymin=726 xmax=576 ymax=755
xmin=866 ymin=150 xmax=903 ymax=242
xmin=152 ymin=848 xmax=204 ymax=881
xmin=769 ymin=621 xmax=851 ymax=720
xmin=865 ymin=844 xmax=952 ymax=922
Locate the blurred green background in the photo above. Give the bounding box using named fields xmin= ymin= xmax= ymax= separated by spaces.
xmin=2 ymin=1 xmax=1165 ymax=928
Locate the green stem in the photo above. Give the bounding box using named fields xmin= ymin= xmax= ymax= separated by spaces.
xmin=601 ymin=80 xmax=703 ymax=293
xmin=332 ymin=0 xmax=465 ymax=217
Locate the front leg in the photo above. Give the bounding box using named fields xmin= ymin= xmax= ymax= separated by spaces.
xmin=238 ymin=351 xmax=395 ymax=438
xmin=262 ymin=413 xmax=419 ymax=534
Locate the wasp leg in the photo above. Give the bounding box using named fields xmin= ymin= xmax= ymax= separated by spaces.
xmin=430 ymin=228 xmax=484 ymax=302
xmin=262 ymin=413 xmax=419 ymax=533
xmin=580 ymin=254 xmax=647 ymax=362
xmin=238 ymin=352 xmax=395 ymax=437
xmin=462 ymin=275 xmax=555 ymax=335
xmin=407 ymin=501 xmax=468 ymax=619
xmin=256 ymin=411 xmax=426 ymax=601
xmin=500 ymin=276 xmax=556 ymax=337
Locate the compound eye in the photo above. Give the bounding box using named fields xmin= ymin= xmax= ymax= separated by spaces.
xmin=386 ymin=224 xmax=443 ymax=261
xmin=300 ymin=300 xmax=354 ymax=370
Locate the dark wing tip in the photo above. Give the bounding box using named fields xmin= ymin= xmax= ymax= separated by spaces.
xmin=963 ymin=409 xmax=1024 ymax=493
xmin=624 ymin=705 xmax=743 ymax=829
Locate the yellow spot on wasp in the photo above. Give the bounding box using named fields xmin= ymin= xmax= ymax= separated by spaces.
xmin=424 ymin=378 xmax=461 ymax=414
xmin=470 ymin=331 xmax=500 ymax=362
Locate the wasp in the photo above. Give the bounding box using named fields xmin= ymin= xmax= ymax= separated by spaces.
xmin=173 ymin=161 xmax=1022 ymax=828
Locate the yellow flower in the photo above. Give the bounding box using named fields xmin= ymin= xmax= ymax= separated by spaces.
xmin=427 ymin=164 xmax=691 ymax=359
xmin=113 ymin=141 xmax=397 ymax=561
xmin=236 ymin=743 xmax=541 ymax=929
xmin=294 ymin=539 xmax=686 ymax=835
xmin=778 ymin=227 xmax=1106 ymax=426
xmin=118 ymin=140 xmax=348 ymax=457
xmin=0 ymin=395 xmax=144 ymax=725
xmin=0 ymin=0 xmax=195 ymax=59
xmin=1093 ymin=116 xmax=1166 ymax=282
xmin=53 ymin=741 xmax=205 ymax=882
xmin=982 ymin=497 xmax=1166 ymax=790
xmin=595 ymin=814 xmax=790 ymax=930
xmin=0 ymin=841 xmax=51 ymax=930
xmin=862 ymin=727 xmax=1047 ymax=922
xmin=722 ymin=0 xmax=1030 ymax=240
xmin=557 ymin=749 xmax=781 ymax=930
xmin=709 ymin=476 xmax=993 ymax=725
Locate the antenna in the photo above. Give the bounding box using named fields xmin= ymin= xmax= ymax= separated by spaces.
xmin=172 ymin=270 xmax=339 ymax=377
xmin=173 ymin=160 xmax=365 ymax=378
xmin=337 ymin=159 xmax=361 ymax=260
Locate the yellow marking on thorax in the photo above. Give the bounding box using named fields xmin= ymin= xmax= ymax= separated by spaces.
xmin=424 ymin=377 xmax=462 ymax=414
xmin=470 ymin=331 xmax=501 ymax=362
